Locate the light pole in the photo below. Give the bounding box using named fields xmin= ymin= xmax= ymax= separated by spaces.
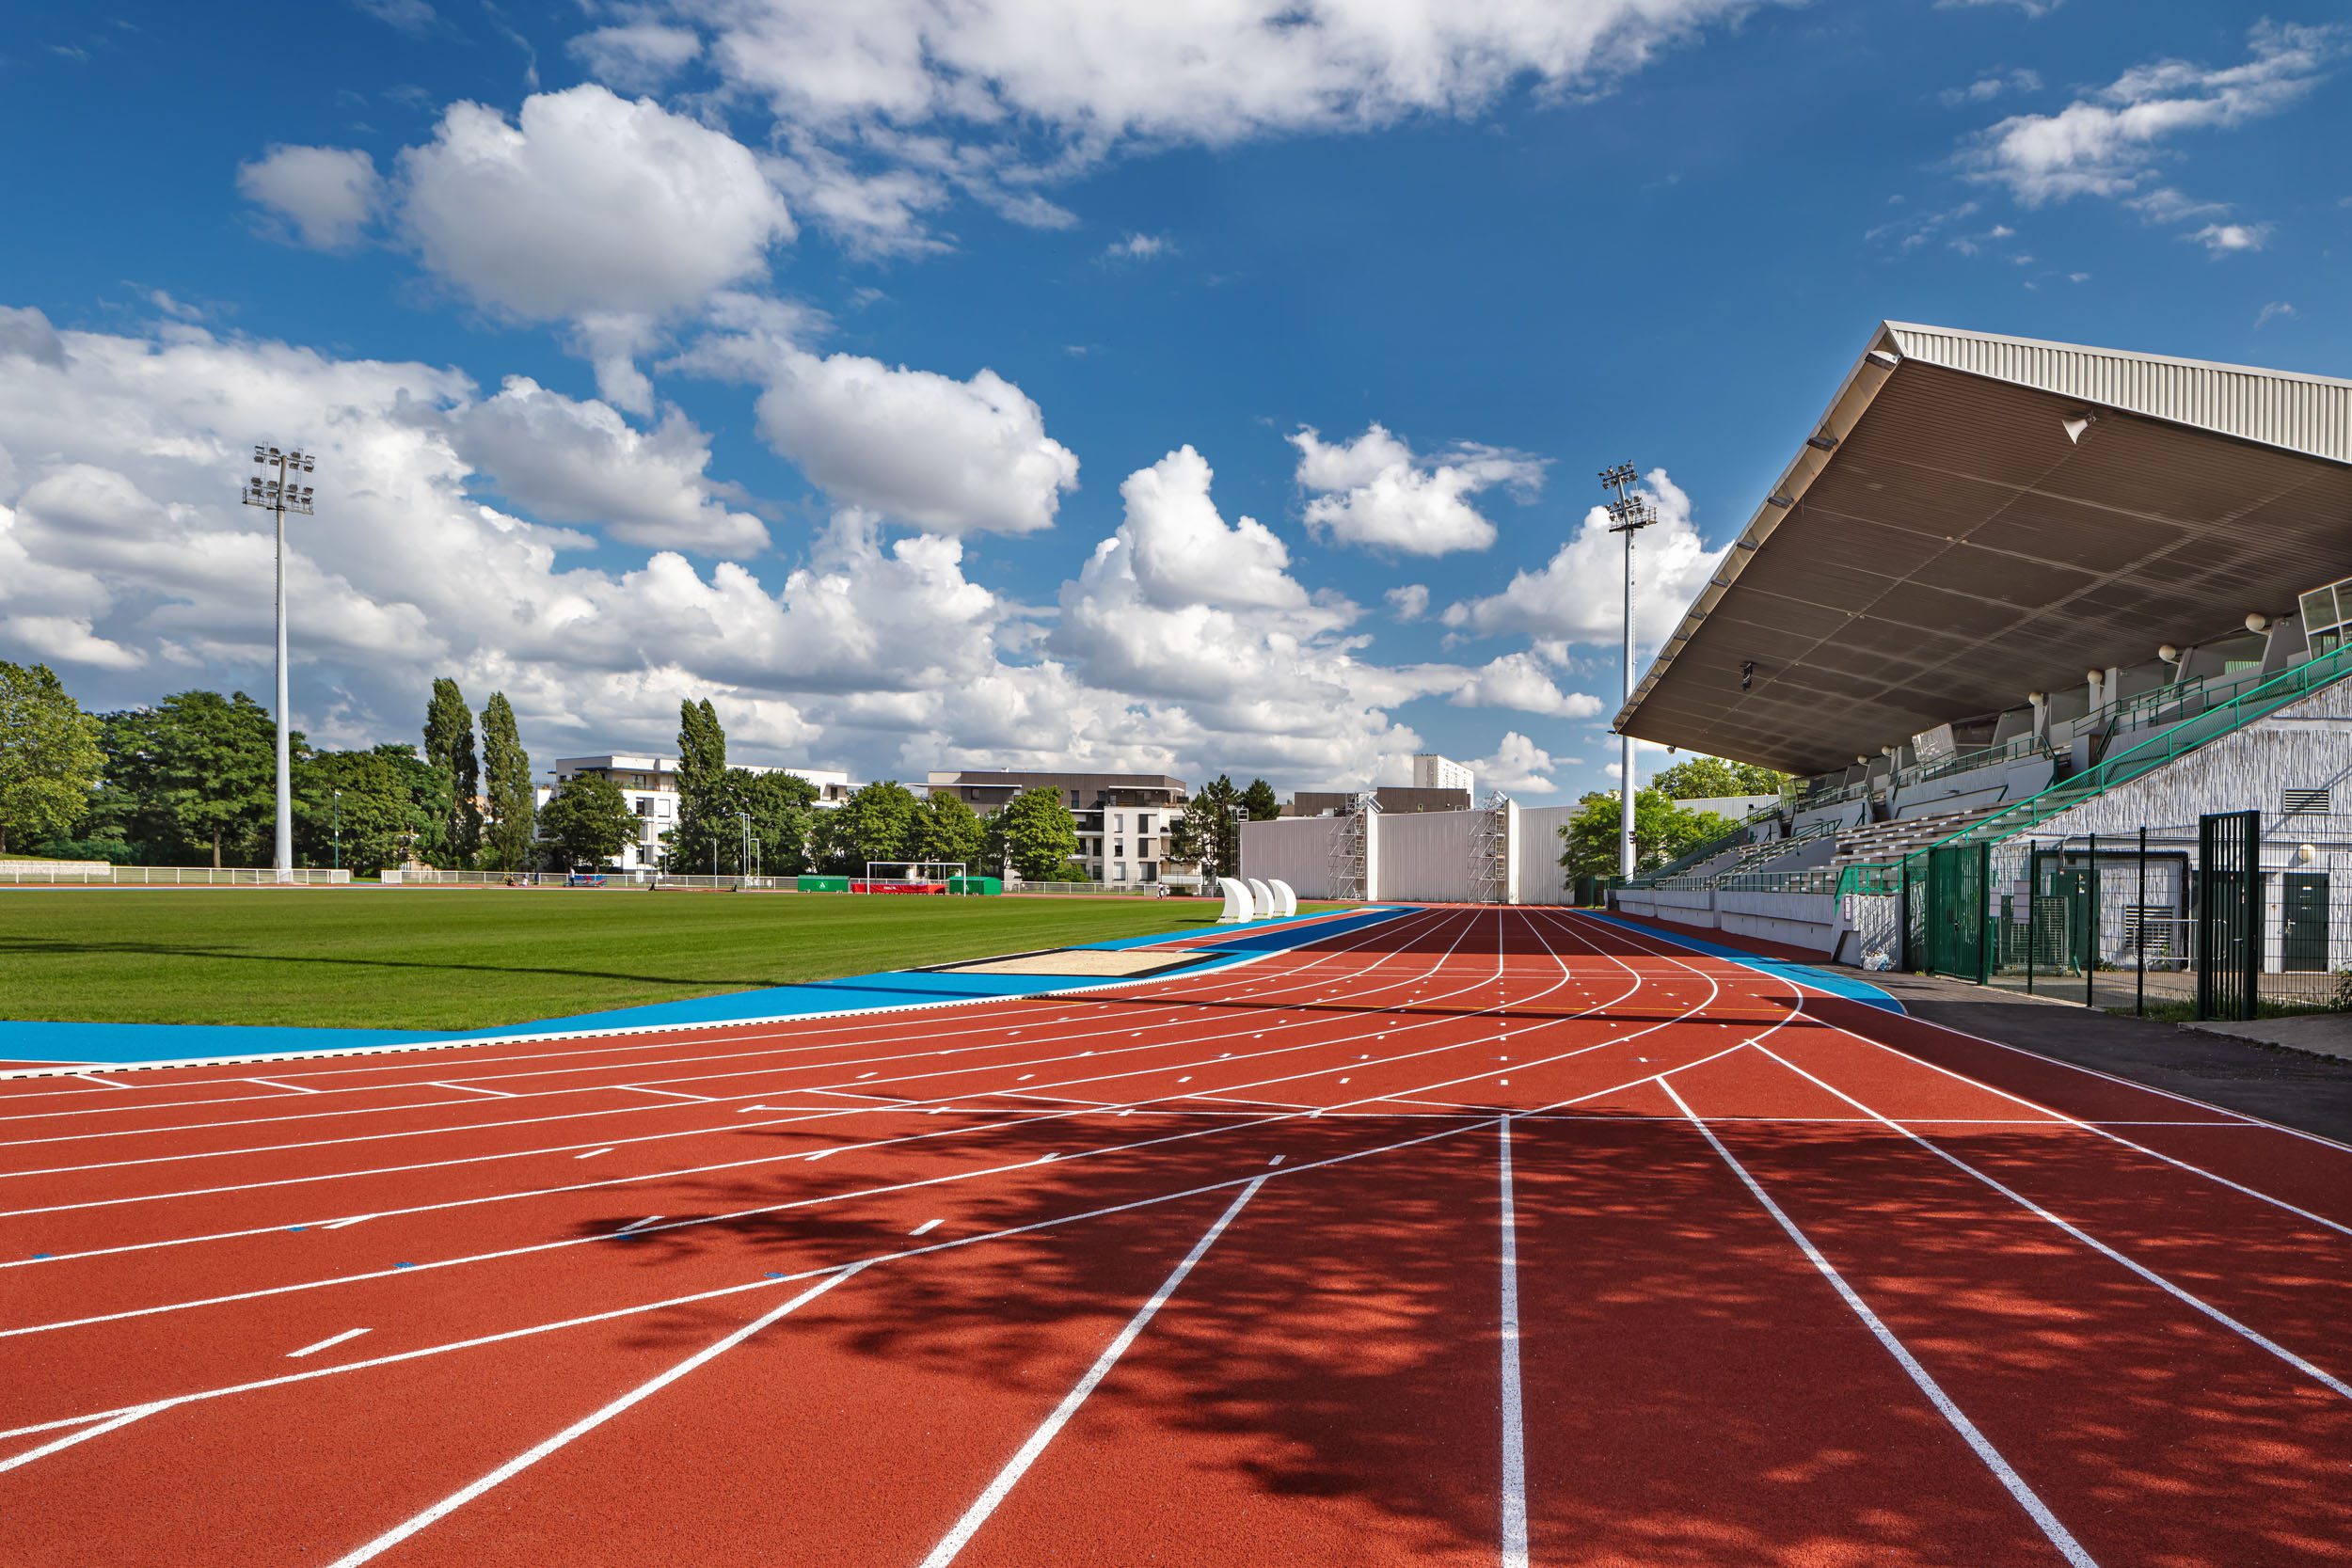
xmin=331 ymin=788 xmax=342 ymax=873
xmin=242 ymin=445 xmax=316 ymax=883
xmin=1600 ymin=463 xmax=1656 ymax=880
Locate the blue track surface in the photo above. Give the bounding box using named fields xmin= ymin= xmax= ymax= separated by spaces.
xmin=1581 ymin=911 xmax=1902 ymax=1013
xmin=0 ymin=910 xmax=1373 ymax=1069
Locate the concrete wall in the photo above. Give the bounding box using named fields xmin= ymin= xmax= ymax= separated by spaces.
xmin=1613 ymin=885 xmax=1840 ymax=956
xmin=1240 ymin=816 xmax=1342 ymax=899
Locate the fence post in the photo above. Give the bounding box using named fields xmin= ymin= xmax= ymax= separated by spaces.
xmin=2025 ymin=847 xmax=2037 ymax=995
xmin=2087 ymin=831 xmax=2098 ymax=1009
xmin=2136 ymin=826 xmax=2147 ymax=1017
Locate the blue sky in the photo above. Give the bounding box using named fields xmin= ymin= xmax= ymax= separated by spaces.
xmin=1 ymin=1 xmax=2344 ymax=804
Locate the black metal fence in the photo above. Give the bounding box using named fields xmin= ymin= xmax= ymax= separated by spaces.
xmin=1961 ymin=810 xmax=2352 ymax=1020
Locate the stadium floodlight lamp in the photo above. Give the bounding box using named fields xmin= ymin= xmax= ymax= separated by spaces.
xmin=1765 ymin=493 xmax=1795 ymax=508
xmin=1867 ymin=349 xmax=1900 ymax=370
xmin=239 ymin=439 xmax=323 ymax=884
xmin=1597 ymin=461 xmax=1638 ymax=492
xmin=1805 ymin=434 xmax=1839 ymax=451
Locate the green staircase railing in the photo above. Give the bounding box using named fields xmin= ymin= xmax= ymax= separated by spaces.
xmin=1836 ymin=641 xmax=2352 ymax=897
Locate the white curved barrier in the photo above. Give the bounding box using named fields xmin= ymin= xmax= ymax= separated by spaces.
xmin=1216 ymin=876 xmax=1255 ymax=923
xmin=1267 ymin=879 xmax=1297 ymax=917
xmin=1245 ymin=879 xmax=1274 ymax=920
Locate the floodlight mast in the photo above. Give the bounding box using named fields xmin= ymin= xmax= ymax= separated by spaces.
xmin=242 ymin=445 xmax=316 ymax=883
xmin=1600 ymin=463 xmax=1655 ymax=881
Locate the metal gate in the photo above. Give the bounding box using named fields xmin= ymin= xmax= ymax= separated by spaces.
xmin=2196 ymin=810 xmax=2260 ymax=1022
xmin=1924 ymin=842 xmax=1990 ymax=983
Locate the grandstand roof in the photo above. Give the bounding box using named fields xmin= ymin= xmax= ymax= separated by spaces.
xmin=1614 ymin=322 xmax=2352 ymax=776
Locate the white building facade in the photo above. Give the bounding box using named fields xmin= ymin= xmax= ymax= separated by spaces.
xmin=536 ymin=753 xmax=855 ymax=871
xmin=1412 ymin=753 xmax=1475 ymax=796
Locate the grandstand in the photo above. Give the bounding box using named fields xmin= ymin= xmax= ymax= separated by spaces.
xmin=1610 ymin=322 xmax=2352 ymax=1007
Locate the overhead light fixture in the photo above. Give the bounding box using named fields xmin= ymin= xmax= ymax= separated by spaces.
xmin=1867 ymin=349 xmax=1900 ymax=370
xmin=2061 ymin=412 xmax=2095 ymax=445
xmin=1740 ymin=660 xmax=1756 ymax=691
xmin=1766 ymin=493 xmax=1795 ymax=508
xmin=2246 ymin=611 xmax=2274 ymax=634
xmin=1805 ymin=433 xmax=1839 ymax=451
xmin=2158 ymin=643 xmax=2182 ymax=663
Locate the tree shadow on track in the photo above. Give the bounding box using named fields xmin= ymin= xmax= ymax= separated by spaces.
xmin=555 ymin=1102 xmax=2352 ymax=1567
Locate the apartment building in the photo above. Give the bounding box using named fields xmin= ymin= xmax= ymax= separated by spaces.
xmin=923 ymin=770 xmax=1189 ymax=884
xmin=538 ymin=753 xmax=855 ymax=871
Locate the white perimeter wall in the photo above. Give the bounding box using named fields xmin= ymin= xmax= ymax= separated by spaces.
xmin=1375 ymin=811 xmax=1478 ymax=902
xmin=1241 ymin=816 xmax=1342 ymax=898
xmin=1516 ymin=805 xmax=1579 ymax=904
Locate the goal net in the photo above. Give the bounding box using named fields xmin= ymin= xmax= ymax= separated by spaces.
xmin=858 ymin=861 xmax=970 ymax=894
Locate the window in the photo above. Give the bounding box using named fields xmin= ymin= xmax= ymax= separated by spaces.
xmin=2283 ymin=788 xmax=2331 ymax=816
xmin=1111 ymin=813 xmax=1122 ymax=831
xmin=1111 ymin=863 xmax=1126 ymax=880
xmin=635 ymin=799 xmax=654 ymax=816
xmin=1114 ymin=840 xmax=1124 ymax=859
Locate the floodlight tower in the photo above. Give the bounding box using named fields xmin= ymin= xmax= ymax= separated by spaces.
xmin=1601 ymin=463 xmax=1655 ymax=880
xmin=242 ymin=445 xmax=317 ymax=883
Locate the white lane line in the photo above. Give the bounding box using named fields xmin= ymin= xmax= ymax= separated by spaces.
xmin=320 ymin=1214 xmax=373 ymax=1230
xmin=917 ymin=1179 xmax=1265 ymax=1568
xmin=1661 ymin=1081 xmax=2098 ymax=1568
xmin=575 ymin=1148 xmax=612 ymax=1160
xmin=428 ymin=1083 xmax=517 ymax=1100
xmin=1498 ymin=1117 xmax=1528 ymax=1568
xmin=287 ymin=1327 xmax=371 ymax=1359
xmin=616 ymin=1215 xmax=663 ymax=1234
xmin=1752 ymin=1040 xmax=2352 ymax=1403
xmin=621 ymin=1086 xmax=715 ymax=1102
xmin=322 ymin=1265 xmax=871 ymax=1568
xmin=909 ymin=1218 xmax=942 ymax=1236
xmin=0 ymin=1402 xmax=165 ymax=1475
xmin=74 ymin=1076 xmax=135 ymax=1090
xmin=246 ymin=1079 xmax=319 ymax=1095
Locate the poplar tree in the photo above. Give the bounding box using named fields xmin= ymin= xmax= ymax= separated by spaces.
xmin=479 ymin=692 xmax=535 ymax=870
xmin=421 ymin=677 xmax=482 ymax=865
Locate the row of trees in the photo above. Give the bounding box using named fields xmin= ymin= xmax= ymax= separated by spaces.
xmin=1554 ymin=757 xmax=1790 ymax=878
xmin=0 ymin=661 xmax=539 ymax=875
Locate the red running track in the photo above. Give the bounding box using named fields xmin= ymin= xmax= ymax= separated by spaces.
xmin=0 ymin=907 xmax=2346 ymax=1567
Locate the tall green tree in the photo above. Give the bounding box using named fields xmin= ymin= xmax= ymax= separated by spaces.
xmin=1173 ymin=776 xmax=1244 ymax=878
xmin=673 ymin=698 xmax=728 ymax=862
xmin=294 ymin=748 xmax=438 ymax=875
xmin=1240 ymin=778 xmax=1280 ymax=821
xmin=538 ymin=770 xmax=639 ymax=869
xmin=0 ymin=661 xmax=104 ymax=856
xmin=1649 ymin=755 xmax=1788 ymax=800
xmin=993 ymin=786 xmax=1081 ymax=881
xmin=479 ymin=692 xmax=535 ymax=870
xmin=421 ymin=677 xmax=482 ymax=866
xmin=107 ymin=690 xmax=280 ymax=867
xmin=910 ymin=791 xmax=987 ymax=870
xmin=1556 ymin=789 xmax=1740 ymax=878
xmin=818 ymin=780 xmax=920 ymax=873
xmin=738 ymin=769 xmax=819 ymax=875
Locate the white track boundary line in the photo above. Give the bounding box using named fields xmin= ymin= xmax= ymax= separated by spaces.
xmin=915 ymin=1180 xmax=1264 ymax=1567
xmin=1498 ymin=1117 xmax=1529 ymax=1568
xmin=320 ymin=1264 xmax=872 ymax=1567
xmin=1661 ymin=1080 xmax=2098 ymax=1568
xmin=0 ymin=1402 xmax=167 ymax=1476
xmin=1750 ymin=1040 xmax=2352 ymax=1402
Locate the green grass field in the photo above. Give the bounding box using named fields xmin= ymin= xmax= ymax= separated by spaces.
xmin=0 ymin=889 xmax=1261 ymax=1030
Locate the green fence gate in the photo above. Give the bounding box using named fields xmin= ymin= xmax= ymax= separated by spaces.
xmin=2196 ymin=810 xmax=2260 ymax=1022
xmin=1923 ymin=842 xmax=1991 ymax=983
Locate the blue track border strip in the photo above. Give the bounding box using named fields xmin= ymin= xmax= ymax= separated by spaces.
xmin=0 ymin=909 xmax=1380 ymax=1070
xmin=1581 ymin=911 xmax=1903 ymax=1013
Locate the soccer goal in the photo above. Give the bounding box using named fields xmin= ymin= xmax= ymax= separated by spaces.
xmin=857 ymin=861 xmax=970 ymax=895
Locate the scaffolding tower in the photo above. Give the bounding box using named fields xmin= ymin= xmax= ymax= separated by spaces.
xmin=1327 ymin=791 xmax=1378 ymax=900
xmin=1469 ymin=791 xmax=1512 ymax=903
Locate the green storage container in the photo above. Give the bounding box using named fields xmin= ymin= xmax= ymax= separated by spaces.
xmin=946 ymin=876 xmax=1004 ymax=895
xmin=797 ymin=875 xmax=851 ymax=893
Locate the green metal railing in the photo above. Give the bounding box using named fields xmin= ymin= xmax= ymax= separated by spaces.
xmin=1838 ymin=641 xmax=2352 ymax=898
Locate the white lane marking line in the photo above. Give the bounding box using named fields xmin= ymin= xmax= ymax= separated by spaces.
xmin=916 ymin=1180 xmax=1264 ymax=1567
xmin=0 ymin=1402 xmax=166 ymax=1475
xmin=575 ymin=1148 xmax=612 ymax=1160
xmin=622 ymin=1086 xmax=715 ymax=1101
xmin=428 ymin=1083 xmax=517 ymax=1099
xmin=1753 ymin=1040 xmax=2352 ymax=1404
xmin=1266 ymin=1154 xmax=1284 ymax=1167
xmin=616 ymin=1215 xmax=663 ymax=1234
xmin=909 ymin=1218 xmax=942 ymax=1236
xmin=1499 ymin=1117 xmax=1528 ymax=1568
xmin=75 ymin=1076 xmax=135 ymax=1090
xmin=1660 ymin=1081 xmax=2098 ymax=1568
xmin=246 ymin=1079 xmax=319 ymax=1095
xmin=322 ymin=1265 xmax=871 ymax=1568
xmin=320 ymin=1214 xmax=373 ymax=1230
xmin=287 ymin=1327 xmax=371 ymax=1359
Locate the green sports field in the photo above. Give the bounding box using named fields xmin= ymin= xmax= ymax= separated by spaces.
xmin=0 ymin=889 xmax=1267 ymax=1031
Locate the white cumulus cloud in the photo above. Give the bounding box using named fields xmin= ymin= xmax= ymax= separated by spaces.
xmin=1442 ymin=468 xmax=1720 ymax=650
xmin=1291 ymin=422 xmax=1544 ymax=556
xmin=237 ymin=145 xmax=385 ymax=250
